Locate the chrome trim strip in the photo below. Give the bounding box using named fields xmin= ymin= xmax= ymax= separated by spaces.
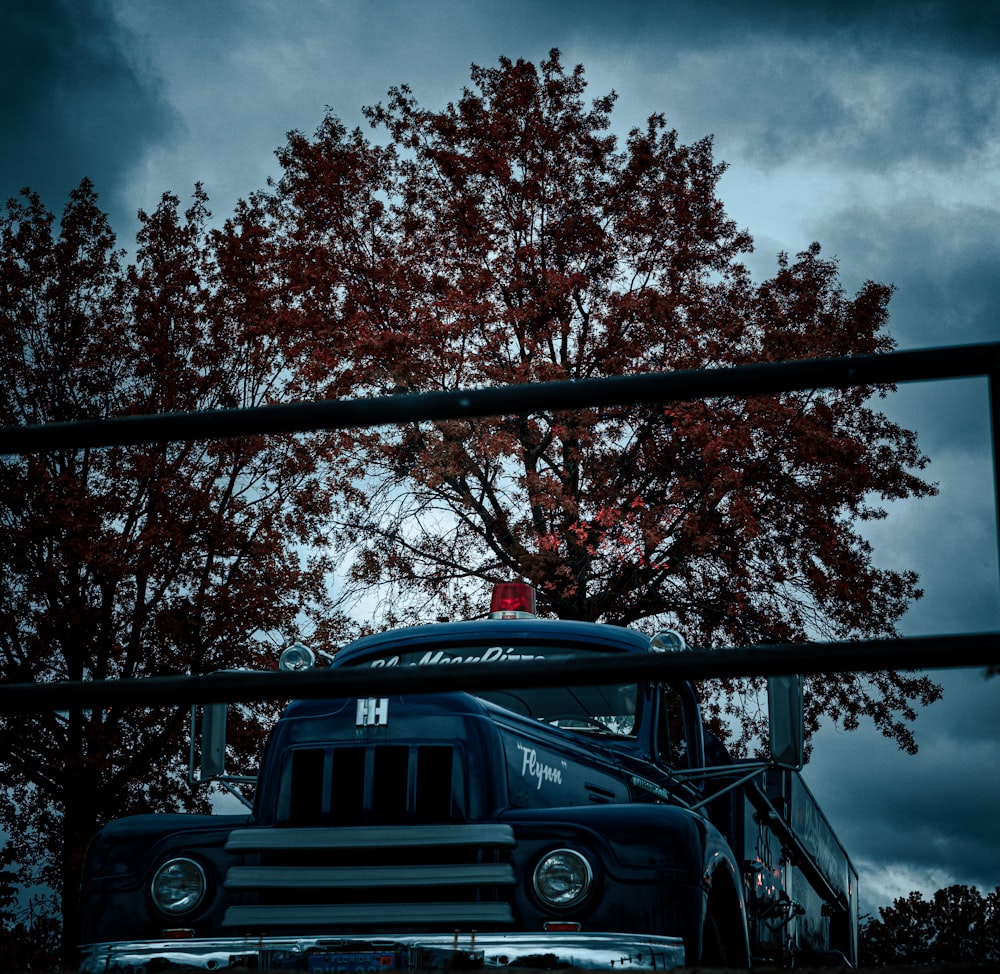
xmin=224 ymin=823 xmax=516 ymax=851
xmin=79 ymin=932 xmax=687 ymax=972
xmin=222 ymin=901 xmax=516 ymax=927
xmin=224 ymin=862 xmax=516 ymax=888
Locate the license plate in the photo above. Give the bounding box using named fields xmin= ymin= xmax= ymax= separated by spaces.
xmin=307 ymin=951 xmax=401 ymax=972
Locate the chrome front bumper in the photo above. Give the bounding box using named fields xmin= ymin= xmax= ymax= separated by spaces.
xmin=78 ymin=931 xmax=687 ymax=971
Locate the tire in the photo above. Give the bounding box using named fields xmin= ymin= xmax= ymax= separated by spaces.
xmin=700 ymin=909 xmax=729 ymax=967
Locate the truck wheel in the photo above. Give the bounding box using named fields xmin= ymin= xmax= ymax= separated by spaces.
xmin=700 ymin=881 xmax=750 ymax=969
xmin=700 ymin=910 xmax=728 ymax=967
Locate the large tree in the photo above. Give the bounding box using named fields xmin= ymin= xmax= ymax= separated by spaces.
xmin=272 ymin=50 xmax=940 ymax=751
xmin=0 ymin=180 xmax=344 ymax=956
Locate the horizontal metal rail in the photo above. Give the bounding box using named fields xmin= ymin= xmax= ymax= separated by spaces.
xmin=0 ymin=633 xmax=995 ymax=713
xmin=1 ymin=343 xmax=998 ymax=711
xmin=2 ymin=342 xmax=998 ymax=455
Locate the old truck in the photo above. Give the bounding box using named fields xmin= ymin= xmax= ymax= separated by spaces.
xmin=78 ymin=582 xmax=858 ymax=971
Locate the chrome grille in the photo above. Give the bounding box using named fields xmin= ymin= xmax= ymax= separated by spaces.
xmin=221 ymin=824 xmax=517 ymax=933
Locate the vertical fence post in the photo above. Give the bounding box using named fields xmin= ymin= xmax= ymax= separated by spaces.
xmin=991 ymin=368 xmax=1000 ymax=602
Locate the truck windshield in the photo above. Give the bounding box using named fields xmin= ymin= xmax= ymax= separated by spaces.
xmin=353 ymin=644 xmax=640 ymax=738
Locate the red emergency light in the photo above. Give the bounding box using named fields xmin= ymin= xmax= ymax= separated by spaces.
xmin=489 ymin=582 xmax=536 ymax=619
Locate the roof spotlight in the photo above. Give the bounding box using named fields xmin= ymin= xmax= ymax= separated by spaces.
xmin=279 ymin=641 xmax=316 ymax=671
xmin=649 ymin=630 xmax=688 ymax=653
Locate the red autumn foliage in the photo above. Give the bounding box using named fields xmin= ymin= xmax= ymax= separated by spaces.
xmin=272 ymin=50 xmax=940 ymax=752
xmin=0 ymin=180 xmax=347 ymax=957
xmin=0 ymin=50 xmax=944 ymax=961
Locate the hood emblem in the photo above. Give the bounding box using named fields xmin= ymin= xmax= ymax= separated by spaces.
xmin=356 ymin=697 xmax=390 ymax=727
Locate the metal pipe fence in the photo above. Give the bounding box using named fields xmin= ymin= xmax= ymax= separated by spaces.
xmin=2 ymin=342 xmax=998 ymax=454
xmin=2 ymin=342 xmax=998 ymax=710
xmin=0 ymin=633 xmax=996 ymax=714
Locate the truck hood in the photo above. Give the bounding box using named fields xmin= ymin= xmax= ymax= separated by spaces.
xmin=253 ymin=691 xmax=646 ymax=826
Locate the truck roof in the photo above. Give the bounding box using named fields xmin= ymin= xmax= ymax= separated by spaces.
xmin=332 ymin=617 xmax=653 ymax=668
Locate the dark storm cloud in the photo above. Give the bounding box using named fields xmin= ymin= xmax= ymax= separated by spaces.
xmin=643 ymin=0 xmax=1000 ymax=57
xmin=813 ymin=200 xmax=1000 ymax=522
xmin=641 ymin=37 xmax=1000 ymax=175
xmin=861 ymin=426 xmax=998 ymax=639
xmin=731 ymin=54 xmax=999 ymax=172
xmin=835 ymin=206 xmax=1000 ymax=639
xmin=822 ymin=203 xmax=1000 ymax=351
xmin=747 ymin=60 xmax=995 ymax=171
xmin=1 ymin=0 xmax=179 ymax=225
xmin=807 ymin=667 xmax=1000 ymax=907
xmin=577 ymin=0 xmax=1000 ymax=173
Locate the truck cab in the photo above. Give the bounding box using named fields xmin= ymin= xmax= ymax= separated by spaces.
xmin=78 ymin=583 xmax=857 ymax=971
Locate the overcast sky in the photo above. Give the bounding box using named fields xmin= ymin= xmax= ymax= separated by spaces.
xmin=4 ymin=0 xmax=999 ymax=919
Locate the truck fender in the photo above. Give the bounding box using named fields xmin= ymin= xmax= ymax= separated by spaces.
xmin=701 ymin=848 xmax=751 ymax=968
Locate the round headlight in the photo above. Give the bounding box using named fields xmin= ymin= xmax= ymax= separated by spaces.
xmin=150 ymin=857 xmax=207 ymax=916
xmin=532 ymin=849 xmax=593 ymax=908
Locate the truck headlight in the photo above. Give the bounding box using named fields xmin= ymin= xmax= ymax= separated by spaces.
xmin=150 ymin=857 xmax=207 ymax=916
xmin=532 ymin=849 xmax=593 ymax=908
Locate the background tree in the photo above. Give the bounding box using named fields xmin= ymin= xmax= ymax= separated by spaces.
xmin=860 ymin=884 xmax=1000 ymax=966
xmin=273 ymin=50 xmax=940 ymax=751
xmin=0 ymin=844 xmax=59 ymax=972
xmin=0 ymin=180 xmax=345 ymax=956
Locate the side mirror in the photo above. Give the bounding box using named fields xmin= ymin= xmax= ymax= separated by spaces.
xmin=767 ymin=674 xmax=804 ymax=770
xmin=199 ymin=702 xmax=228 ymax=780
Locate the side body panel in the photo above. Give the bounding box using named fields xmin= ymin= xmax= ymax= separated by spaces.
xmin=738 ymin=769 xmax=858 ymax=967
